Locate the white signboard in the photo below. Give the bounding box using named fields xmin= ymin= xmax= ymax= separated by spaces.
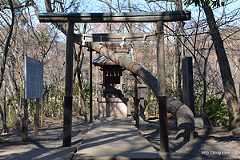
xmin=24 ymin=56 xmax=43 ymax=99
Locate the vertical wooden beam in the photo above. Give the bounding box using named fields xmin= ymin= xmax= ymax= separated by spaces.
xmin=34 ymin=98 xmax=41 ymax=135
xmin=156 ymin=21 xmax=169 ymax=155
xmin=137 ymin=84 xmax=147 ymax=120
xmin=182 ymin=57 xmax=195 ymax=115
xmin=63 ymin=21 xmax=74 ymax=147
xmin=134 ymin=77 xmax=139 ymax=128
xmin=22 ymin=98 xmax=28 ymax=141
xmin=156 ymin=21 xmax=165 ymax=95
xmin=106 ymin=94 xmax=111 ymax=117
xmin=22 ymin=56 xmax=28 ymax=141
xmin=89 ymin=45 xmax=93 ymax=123
xmin=158 ymin=96 xmax=169 ymax=154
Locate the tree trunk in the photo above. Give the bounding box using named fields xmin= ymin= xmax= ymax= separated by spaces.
xmin=0 ymin=81 xmax=8 ymax=133
xmin=175 ymin=43 xmax=182 ymax=99
xmin=203 ymin=3 xmax=240 ymax=128
xmin=22 ymin=99 xmax=28 ymax=141
xmin=0 ymin=0 xmax=14 ymax=90
xmin=75 ymin=50 xmax=88 ymax=122
xmin=3 ymin=82 xmax=8 ymax=133
xmin=0 ymin=105 xmax=8 ymax=133
xmin=175 ymin=0 xmax=184 ymax=99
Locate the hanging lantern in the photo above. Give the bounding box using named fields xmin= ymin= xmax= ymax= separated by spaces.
xmin=102 ymin=65 xmax=123 ymax=84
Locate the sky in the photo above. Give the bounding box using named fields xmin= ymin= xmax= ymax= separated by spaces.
xmin=35 ymin=0 xmax=240 ymax=13
xmin=33 ymin=0 xmax=240 ymax=40
xmin=34 ymin=0 xmax=240 ymax=24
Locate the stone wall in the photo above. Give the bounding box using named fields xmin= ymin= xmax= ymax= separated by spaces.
xmin=96 ymin=97 xmax=128 ymax=118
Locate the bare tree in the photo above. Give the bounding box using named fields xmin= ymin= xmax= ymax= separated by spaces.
xmin=200 ymin=1 xmax=240 ymax=128
xmin=0 ymin=0 xmax=14 ymax=133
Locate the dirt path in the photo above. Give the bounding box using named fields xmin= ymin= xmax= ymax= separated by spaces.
xmin=73 ymin=118 xmax=160 ymax=160
xmin=139 ymin=119 xmax=240 ymax=160
xmin=0 ymin=118 xmax=87 ymax=160
xmin=1 ymin=117 xmax=239 ymax=160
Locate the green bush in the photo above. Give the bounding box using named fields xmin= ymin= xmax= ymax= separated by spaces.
xmin=205 ymin=97 xmax=229 ymax=126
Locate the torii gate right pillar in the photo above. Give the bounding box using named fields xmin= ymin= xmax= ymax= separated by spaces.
xmin=156 ymin=21 xmax=169 ymax=154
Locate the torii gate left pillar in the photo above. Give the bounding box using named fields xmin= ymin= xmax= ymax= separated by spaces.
xmin=63 ymin=20 xmax=74 ymax=147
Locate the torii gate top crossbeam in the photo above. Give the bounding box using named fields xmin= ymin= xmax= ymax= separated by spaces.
xmin=38 ymin=10 xmax=191 ymax=23
xmin=82 ymin=33 xmax=157 ymax=42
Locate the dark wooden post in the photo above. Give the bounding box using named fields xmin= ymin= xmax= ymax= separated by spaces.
xmin=182 ymin=57 xmax=195 ymax=115
xmin=34 ymin=98 xmax=41 ymax=135
xmin=137 ymin=84 xmax=147 ymax=120
xmin=22 ymin=98 xmax=28 ymax=141
xmin=134 ymin=77 xmax=139 ymax=128
xmin=106 ymin=92 xmax=111 ymax=117
xmin=158 ymin=96 xmax=169 ymax=156
xmin=156 ymin=21 xmax=169 ymax=155
xmin=63 ymin=21 xmax=74 ymax=147
xmin=89 ymin=45 xmax=93 ymax=123
xmin=156 ymin=21 xmax=165 ymax=95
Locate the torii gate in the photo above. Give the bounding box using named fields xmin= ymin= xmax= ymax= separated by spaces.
xmin=38 ymin=11 xmax=191 ymax=153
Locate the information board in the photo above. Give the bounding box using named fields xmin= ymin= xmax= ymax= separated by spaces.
xmin=24 ymin=56 xmax=43 ymax=99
